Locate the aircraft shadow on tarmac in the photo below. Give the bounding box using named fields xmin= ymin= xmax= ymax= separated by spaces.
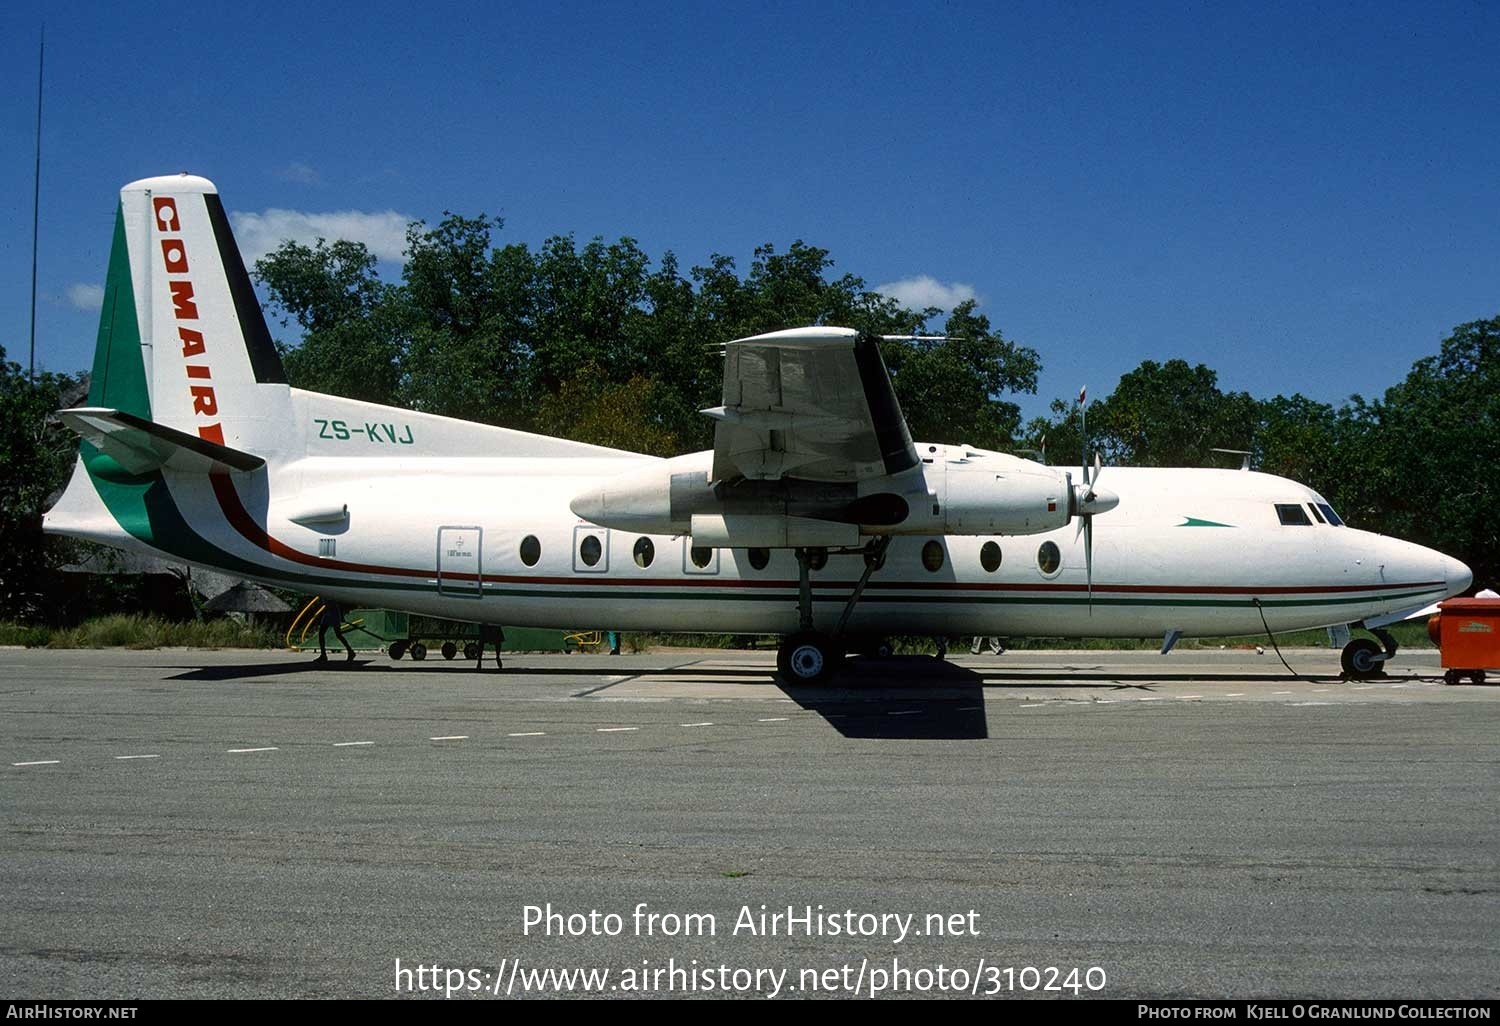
xmin=165 ymin=660 xmax=374 ymax=680
xmin=778 ymin=656 xmax=990 ymax=739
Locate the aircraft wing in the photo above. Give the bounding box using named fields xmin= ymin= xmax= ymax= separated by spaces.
xmin=58 ymin=407 xmax=265 ymax=475
xmin=705 ymin=327 xmax=920 ymax=483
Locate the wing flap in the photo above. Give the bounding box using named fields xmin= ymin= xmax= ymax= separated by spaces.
xmin=708 ymin=328 xmax=918 ymax=483
xmin=58 ymin=407 xmax=265 ymax=475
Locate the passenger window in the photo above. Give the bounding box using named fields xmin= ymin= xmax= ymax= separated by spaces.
xmin=1275 ymin=503 xmax=1312 ymax=526
xmin=921 ymin=540 xmax=945 ymax=572
xmin=979 ymin=541 xmax=1002 ymax=573
xmin=747 ymin=547 xmax=770 ymax=571
xmin=633 ymin=537 xmax=654 ymax=568
xmin=519 ymin=535 xmax=541 ymax=567
xmin=1037 ymin=541 xmax=1061 ymax=575
xmin=806 ymin=548 xmax=828 ymax=571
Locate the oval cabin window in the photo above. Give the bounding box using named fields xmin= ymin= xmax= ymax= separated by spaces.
xmin=519 ymin=535 xmax=541 ymax=567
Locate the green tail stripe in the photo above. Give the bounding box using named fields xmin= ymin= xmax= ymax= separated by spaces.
xmin=86 ymin=203 xmax=150 ymax=420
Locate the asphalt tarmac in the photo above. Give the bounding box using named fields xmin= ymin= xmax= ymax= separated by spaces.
xmin=2 ymin=646 xmax=1496 ymax=1000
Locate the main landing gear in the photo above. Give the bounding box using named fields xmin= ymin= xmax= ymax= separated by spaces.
xmin=1340 ymin=627 xmax=1398 ymax=680
xmin=775 ymin=538 xmax=890 ymax=686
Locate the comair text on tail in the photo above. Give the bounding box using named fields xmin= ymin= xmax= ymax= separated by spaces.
xmin=45 ymin=174 xmax=1471 ymax=685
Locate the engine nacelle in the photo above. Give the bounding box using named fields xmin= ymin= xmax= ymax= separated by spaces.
xmin=569 ymin=446 xmax=1112 ymax=544
xmin=942 ymin=460 xmax=1071 ymax=535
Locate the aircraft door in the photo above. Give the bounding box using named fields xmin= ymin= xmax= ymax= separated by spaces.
xmin=436 ymin=525 xmax=483 ymax=597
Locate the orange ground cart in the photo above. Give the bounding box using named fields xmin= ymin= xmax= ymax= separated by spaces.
xmin=1429 ymin=598 xmax=1500 ymax=685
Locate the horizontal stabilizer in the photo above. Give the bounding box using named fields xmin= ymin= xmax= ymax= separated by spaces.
xmin=58 ymin=407 xmax=265 ymax=475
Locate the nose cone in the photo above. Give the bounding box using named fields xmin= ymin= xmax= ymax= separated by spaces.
xmin=1443 ymin=554 xmax=1473 ymax=597
xmin=1079 ymin=486 xmax=1119 ymax=516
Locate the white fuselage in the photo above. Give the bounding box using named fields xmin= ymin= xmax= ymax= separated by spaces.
xmin=50 ymin=420 xmax=1465 ymax=641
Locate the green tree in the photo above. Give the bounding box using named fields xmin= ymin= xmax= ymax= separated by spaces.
xmin=0 ymin=351 xmax=83 ymax=619
xmin=254 ymin=238 xmax=403 ymax=405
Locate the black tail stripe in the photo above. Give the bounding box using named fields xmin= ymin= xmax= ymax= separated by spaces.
xmin=203 ymin=193 xmax=289 ymax=385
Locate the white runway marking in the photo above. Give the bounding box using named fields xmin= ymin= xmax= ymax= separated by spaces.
xmin=227 ymin=747 xmax=278 ymax=754
xmin=114 ymin=754 xmax=160 ymax=760
xmin=332 ymin=741 xmax=373 ymax=747
xmin=596 ymin=727 xmax=637 ymax=733
xmin=958 ymin=705 xmax=982 ymax=711
xmin=507 ymin=732 xmax=546 ymax=737
xmin=1273 ymin=691 xmax=1293 ymax=695
xmin=1226 ymin=693 xmax=1245 ymax=697
xmin=888 ymin=710 xmax=923 ymax=716
xmin=429 ymin=735 xmax=468 ymax=741
xmin=12 ymin=760 xmax=60 ymax=766
xmin=1180 ymin=695 xmax=1202 ymax=699
xmin=1019 ymin=703 xmax=1045 ymax=708
xmin=1138 ymin=696 xmax=1164 ymax=702
xmin=679 ymin=722 xmax=714 ymax=727
xmin=757 ymin=717 xmax=788 ymax=722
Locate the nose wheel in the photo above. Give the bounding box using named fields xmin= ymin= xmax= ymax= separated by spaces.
xmin=1340 ymin=627 xmax=1398 ymax=680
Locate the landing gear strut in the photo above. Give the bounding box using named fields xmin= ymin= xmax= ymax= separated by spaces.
xmin=775 ymin=538 xmax=890 ymax=686
xmin=1340 ymin=627 xmax=1398 ymax=680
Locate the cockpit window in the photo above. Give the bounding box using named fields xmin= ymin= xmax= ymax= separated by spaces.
xmin=1307 ymin=503 xmax=1326 ymax=524
xmin=1316 ymin=503 xmax=1343 ymax=526
xmin=1275 ymin=503 xmax=1312 ymax=526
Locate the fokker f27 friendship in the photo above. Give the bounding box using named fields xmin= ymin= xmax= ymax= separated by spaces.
xmin=44 ymin=175 xmax=1472 ymax=683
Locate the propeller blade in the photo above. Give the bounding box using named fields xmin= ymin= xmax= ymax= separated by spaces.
xmin=1084 ymin=514 xmax=1094 ymax=614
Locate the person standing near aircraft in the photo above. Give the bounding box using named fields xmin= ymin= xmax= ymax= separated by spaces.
xmin=316 ymin=599 xmax=354 ymax=663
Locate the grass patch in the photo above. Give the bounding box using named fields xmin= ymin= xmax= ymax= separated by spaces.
xmin=0 ymin=622 xmax=52 ymax=647
xmin=38 ymin=614 xmax=280 ymax=650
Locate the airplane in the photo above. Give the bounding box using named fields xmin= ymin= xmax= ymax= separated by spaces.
xmin=43 ymin=174 xmax=1474 ymax=684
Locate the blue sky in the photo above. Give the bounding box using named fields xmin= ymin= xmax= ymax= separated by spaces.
xmin=2 ymin=1 xmax=1496 ymax=423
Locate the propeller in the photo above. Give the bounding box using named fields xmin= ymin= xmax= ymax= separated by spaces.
xmin=1071 ymin=388 xmax=1118 ymax=613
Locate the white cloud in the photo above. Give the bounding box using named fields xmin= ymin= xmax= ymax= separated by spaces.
xmin=874 ymin=275 xmax=979 ymax=312
xmin=275 ymin=162 xmax=322 ymax=185
xmin=66 ymin=283 xmax=104 ymax=311
xmin=230 ymin=208 xmax=412 ymax=264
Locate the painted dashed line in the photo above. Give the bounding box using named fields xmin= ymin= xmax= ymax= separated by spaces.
xmin=680 ymin=722 xmax=714 ymax=727
xmin=957 ymin=705 xmax=983 ymax=711
xmin=429 ymin=735 xmax=468 ymax=741
xmin=757 ymin=717 xmax=789 ymax=723
xmin=1226 ymin=693 xmax=1245 ymax=697
xmin=227 ymin=747 xmax=278 ymax=754
xmin=507 ymin=732 xmax=546 ymax=737
xmin=888 ymin=710 xmax=923 ymax=716
xmin=596 ymin=727 xmax=638 ymax=733
xmin=1179 ymin=695 xmax=1202 ymax=699
xmin=1273 ymin=691 xmax=1293 ymax=695
xmin=12 ymin=760 xmax=59 ymax=767
xmin=332 ymin=741 xmax=374 ymax=747
xmin=114 ymin=754 xmax=160 ymax=760
xmin=1019 ymin=703 xmax=1045 ymax=708
xmin=1138 ymin=696 xmax=1164 ymax=702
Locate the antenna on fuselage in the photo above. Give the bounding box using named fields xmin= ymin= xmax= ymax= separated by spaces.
xmin=1211 ymin=447 xmax=1252 ymax=471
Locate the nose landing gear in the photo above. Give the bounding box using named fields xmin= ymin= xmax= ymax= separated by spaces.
xmin=1340 ymin=627 xmax=1398 ymax=680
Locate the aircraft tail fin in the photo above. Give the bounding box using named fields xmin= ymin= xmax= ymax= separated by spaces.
xmin=87 ymin=174 xmax=293 ymax=458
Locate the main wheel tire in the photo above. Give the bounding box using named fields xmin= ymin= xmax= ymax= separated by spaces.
xmin=1340 ymin=637 xmax=1383 ymax=679
xmin=410 ymin=642 xmax=428 ymax=661
xmin=463 ymin=642 xmax=480 ymax=661
xmin=388 ymin=642 xmax=408 ymax=660
xmin=1473 ymin=670 xmax=1487 ymax=686
xmin=441 ymin=641 xmax=457 ymax=660
xmin=1445 ymin=669 xmax=1463 ymax=686
xmin=776 ymin=630 xmax=843 ymax=685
